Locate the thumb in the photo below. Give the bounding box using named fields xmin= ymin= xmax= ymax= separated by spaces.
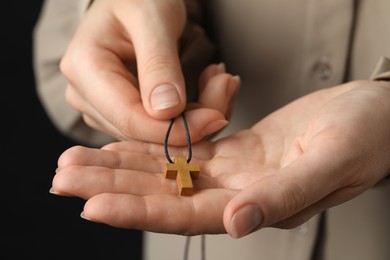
xmin=136 ymin=38 xmax=186 ymax=120
xmin=128 ymin=4 xmax=187 ymax=120
xmin=223 ymin=146 xmax=344 ymax=238
xmin=223 ymin=173 xmax=309 ymax=238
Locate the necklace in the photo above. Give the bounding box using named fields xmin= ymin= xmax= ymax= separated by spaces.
xmin=164 ymin=112 xmax=199 ymax=196
xmin=163 ymin=112 xmax=206 ymax=260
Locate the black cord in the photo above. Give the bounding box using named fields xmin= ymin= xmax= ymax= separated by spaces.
xmin=164 ymin=112 xmax=205 ymax=260
xmin=183 ymin=235 xmax=206 ymax=260
xmin=164 ymin=112 xmax=192 ymax=163
xmin=183 ymin=236 xmax=191 ymax=260
xmin=201 ymin=234 xmax=206 ymax=260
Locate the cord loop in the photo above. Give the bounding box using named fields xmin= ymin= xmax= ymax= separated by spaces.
xmin=164 ymin=112 xmax=192 ymax=163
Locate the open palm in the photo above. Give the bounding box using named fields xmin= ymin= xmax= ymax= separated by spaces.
xmin=53 ymin=80 xmax=390 ymax=238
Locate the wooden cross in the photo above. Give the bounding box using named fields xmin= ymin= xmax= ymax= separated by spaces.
xmin=164 ymin=155 xmax=200 ymax=196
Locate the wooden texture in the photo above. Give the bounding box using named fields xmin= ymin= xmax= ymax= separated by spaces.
xmin=164 ymin=155 xmax=200 ymax=196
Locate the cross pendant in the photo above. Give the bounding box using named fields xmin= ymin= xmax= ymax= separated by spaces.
xmin=164 ymin=155 xmax=200 ymax=196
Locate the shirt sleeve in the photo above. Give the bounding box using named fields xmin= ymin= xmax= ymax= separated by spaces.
xmin=33 ymin=0 xmax=115 ymax=147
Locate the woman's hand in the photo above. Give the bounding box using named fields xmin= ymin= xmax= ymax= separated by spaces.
xmin=53 ymin=80 xmax=390 ymax=238
xmin=60 ymin=0 xmax=238 ymax=145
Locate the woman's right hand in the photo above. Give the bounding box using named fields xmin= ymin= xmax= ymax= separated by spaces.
xmin=60 ymin=0 xmax=239 ymax=145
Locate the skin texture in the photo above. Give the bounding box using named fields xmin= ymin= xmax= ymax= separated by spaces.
xmin=60 ymin=0 xmax=239 ymax=145
xmin=53 ymin=80 xmax=390 ymax=238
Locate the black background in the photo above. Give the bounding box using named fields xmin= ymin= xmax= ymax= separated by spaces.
xmin=1 ymin=2 xmax=142 ymax=259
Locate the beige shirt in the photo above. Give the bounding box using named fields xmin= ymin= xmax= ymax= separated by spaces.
xmin=34 ymin=1 xmax=390 ymax=259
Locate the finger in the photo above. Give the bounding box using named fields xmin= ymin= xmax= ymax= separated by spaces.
xmin=55 ymin=145 xmax=217 ymax=197
xmin=101 ymin=139 xmax=215 ymax=160
xmin=57 ymin=145 xmax=163 ymax=172
xmin=115 ymin=108 xmax=228 ymax=145
xmin=65 ymin=86 xmax=127 ymax=140
xmin=197 ymin=73 xmax=240 ymax=119
xmin=57 ymin=144 xmax=212 ymax=178
xmin=53 ymin=162 xmax=219 ymax=199
xmin=198 ymin=63 xmax=226 ymax=92
xmin=52 ymin=165 xmax=178 ymax=199
xmin=122 ymin=1 xmax=188 ymax=120
xmin=61 ymin=36 xmax=149 ymax=141
xmin=67 ymin=78 xmax=228 ymax=144
xmin=190 ymin=63 xmax=240 ymax=119
xmin=82 ymin=189 xmax=238 ymax=235
xmin=161 ymin=109 xmax=228 ymax=145
xmin=223 ymin=140 xmax=354 ymax=238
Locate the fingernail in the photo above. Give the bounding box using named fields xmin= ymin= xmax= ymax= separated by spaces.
xmin=230 ymin=204 xmax=262 ymax=239
xmin=151 ymin=84 xmax=180 ymax=110
xmin=80 ymin=211 xmax=91 ymax=221
xmin=49 ymin=187 xmax=60 ymax=195
xmin=227 ymin=75 xmax=241 ymax=99
xmin=201 ymin=120 xmax=229 ymax=137
xmin=232 ymin=75 xmax=241 ymax=85
xmin=217 ymin=62 xmax=226 ymax=73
